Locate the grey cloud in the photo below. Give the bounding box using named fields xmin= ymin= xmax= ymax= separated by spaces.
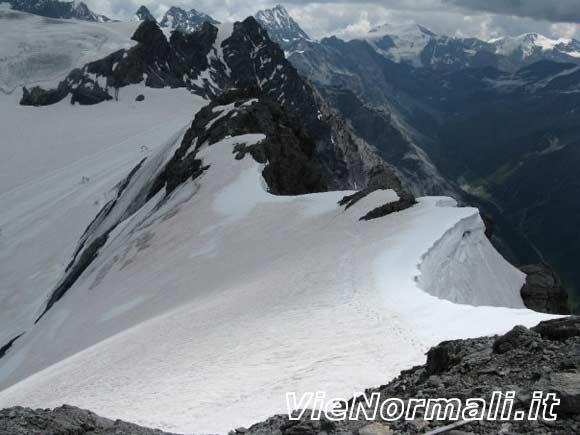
xmin=445 ymin=0 xmax=580 ymax=23
xmin=84 ymin=0 xmax=580 ymax=40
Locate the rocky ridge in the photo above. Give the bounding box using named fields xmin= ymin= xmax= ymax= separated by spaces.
xmin=158 ymin=6 xmax=220 ymax=33
xmin=23 ymin=18 xmax=406 ymax=322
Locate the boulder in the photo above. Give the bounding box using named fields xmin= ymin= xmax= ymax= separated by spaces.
xmin=520 ymin=264 xmax=570 ymax=314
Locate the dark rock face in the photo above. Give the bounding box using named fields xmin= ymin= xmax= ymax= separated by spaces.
xmin=179 ymin=88 xmax=326 ymax=195
xmin=0 ymin=334 xmax=23 ymax=360
xmin=533 ymin=317 xmax=580 ymax=341
xmin=246 ymin=317 xmax=580 ymax=435
xmin=21 ymin=20 xmax=218 ymax=105
xmin=135 ymin=5 xmax=155 ymax=22
xmin=425 ymin=340 xmax=464 ymax=375
xmin=359 ymin=192 xmax=417 ymax=221
xmin=6 ymin=0 xmax=110 ymax=22
xmin=521 ymin=264 xmax=570 ymax=314
xmin=0 ymin=405 xmax=178 ymax=434
xmin=493 ymin=324 xmax=539 ymax=354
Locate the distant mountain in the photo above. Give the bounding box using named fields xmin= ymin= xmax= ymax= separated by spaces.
xmin=135 ymin=5 xmax=155 ymax=22
xmin=254 ymin=5 xmax=310 ymax=52
xmin=6 ymin=0 xmax=111 ymax=22
xmin=490 ymin=33 xmax=580 ymax=67
xmin=364 ymin=22 xmax=436 ymax=67
xmin=159 ymin=6 xmax=219 ymax=33
xmin=355 ymin=23 xmax=580 ymax=72
xmin=282 ymin=8 xmax=580 ymax=301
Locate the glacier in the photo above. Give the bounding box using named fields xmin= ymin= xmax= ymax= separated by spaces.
xmin=0 ymin=92 xmax=552 ymax=432
xmin=0 ymin=14 xmax=557 ymax=435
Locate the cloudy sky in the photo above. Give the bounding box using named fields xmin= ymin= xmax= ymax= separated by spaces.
xmin=86 ymin=0 xmax=580 ymax=41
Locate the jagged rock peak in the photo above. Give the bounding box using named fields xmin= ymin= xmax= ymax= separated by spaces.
xmin=159 ymin=5 xmax=220 ymax=33
xmin=135 ymin=5 xmax=155 ymax=22
xmin=254 ymin=4 xmax=310 ymax=51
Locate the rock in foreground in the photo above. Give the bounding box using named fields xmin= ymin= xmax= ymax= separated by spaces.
xmin=245 ymin=317 xmax=580 ymax=435
xmin=0 ymin=404 xmax=177 ymax=434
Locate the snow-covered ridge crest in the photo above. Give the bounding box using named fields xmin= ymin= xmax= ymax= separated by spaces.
xmin=0 ymin=115 xmax=552 ymax=432
xmin=417 ymin=203 xmax=526 ymax=308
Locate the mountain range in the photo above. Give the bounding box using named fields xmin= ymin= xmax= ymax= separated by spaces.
xmin=252 ymin=6 xmax=580 ymax=306
xmin=132 ymin=4 xmax=220 ymax=33
xmin=5 ymin=0 xmax=576 ymax=309
xmin=0 ymin=2 xmax=579 ymax=434
xmin=5 ymin=0 xmax=111 ymax=22
xmin=357 ymin=22 xmax=580 ymax=72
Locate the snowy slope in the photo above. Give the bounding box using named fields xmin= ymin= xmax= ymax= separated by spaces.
xmin=0 ymin=14 xmax=557 ymax=435
xmin=0 ymin=113 xmax=552 ymax=433
xmin=0 ymin=85 xmax=207 ymax=350
xmin=0 ymin=7 xmax=137 ymax=94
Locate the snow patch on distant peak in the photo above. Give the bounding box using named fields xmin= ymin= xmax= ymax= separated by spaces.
xmin=362 ymin=21 xmax=436 ymax=66
xmin=491 ymin=33 xmax=580 ymax=58
xmin=368 ymin=22 xmax=436 ymax=39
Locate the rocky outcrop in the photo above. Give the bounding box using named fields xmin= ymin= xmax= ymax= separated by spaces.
xmin=0 ymin=405 xmax=178 ymax=434
xmin=521 ymin=264 xmax=570 ymax=314
xmin=0 ymin=334 xmax=23 ymax=360
xmin=244 ymin=317 xmax=580 ymax=435
xmin=359 ymin=192 xmax=417 ymax=221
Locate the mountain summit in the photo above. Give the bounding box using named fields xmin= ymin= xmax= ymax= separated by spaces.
xmin=255 ymin=5 xmax=310 ymax=51
xmin=135 ymin=5 xmax=155 ymax=22
xmin=159 ymin=6 xmax=220 ymax=33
